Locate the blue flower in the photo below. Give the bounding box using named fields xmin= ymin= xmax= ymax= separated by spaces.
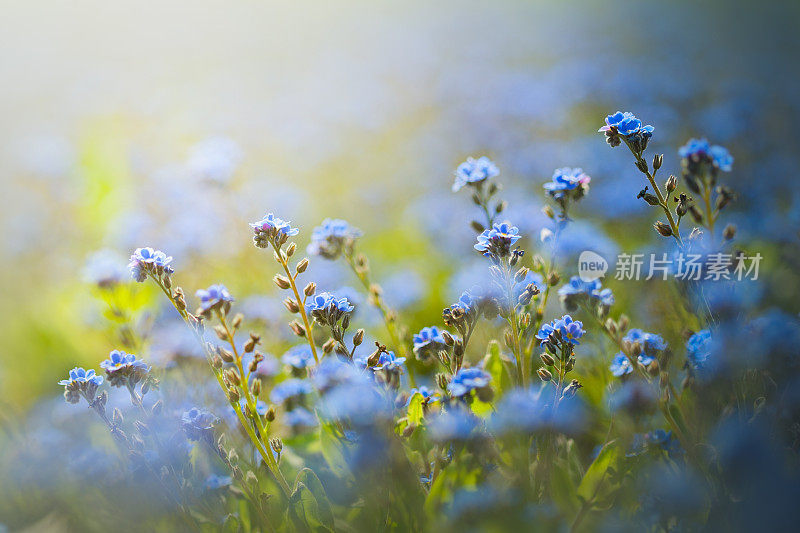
xmin=270 ymin=378 xmax=312 ymax=404
xmin=181 ymin=408 xmax=218 ymax=441
xmin=128 ymin=247 xmax=173 ymax=282
xmin=306 ymin=218 xmax=362 ymax=259
xmin=204 ymin=474 xmax=232 ymax=490
xmin=305 ymin=291 xmax=354 ymax=327
xmin=317 ymin=381 xmax=392 ymax=425
xmin=624 ymin=329 xmax=667 ymax=359
xmin=100 ymin=350 xmax=150 ymax=387
xmin=448 ymin=367 xmax=491 ymax=397
xmin=285 ymin=407 xmax=317 ymax=428
xmin=536 ymin=315 xmax=585 ymax=347
xmin=310 ymin=357 xmax=362 ymax=392
xmin=558 ymin=276 xmax=614 ymax=312
xmin=59 ymin=367 xmax=103 ymax=404
xmin=282 ymin=344 xmax=314 ymax=369
xmin=195 ymin=284 xmax=234 ymax=315
xmin=609 ymin=352 xmax=633 ymax=377
xmin=679 ymin=138 xmax=733 ymax=172
xmin=599 ymin=111 xmax=654 ymax=150
xmin=489 ymin=387 xmax=586 ymax=435
xmin=452 ymin=156 xmax=499 ymax=192
xmin=474 ymin=221 xmax=521 ymax=260
xmin=83 ymin=249 xmax=128 ymax=287
xmin=428 ymin=408 xmax=480 ymax=442
xmin=250 ymin=213 xmax=300 ymax=248
xmin=686 ymin=329 xmax=713 ymax=371
xmin=413 ymin=326 xmax=448 ymax=357
xmin=374 ymin=351 xmax=406 ymax=371
xmin=544 ymin=167 xmax=591 ymax=200
xmin=406 ymin=386 xmax=440 ymax=406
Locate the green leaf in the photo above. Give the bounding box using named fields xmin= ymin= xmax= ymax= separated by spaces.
xmin=576 ymin=441 xmax=621 ymax=506
xmin=482 ymin=340 xmax=512 ymax=397
xmin=296 ymin=468 xmax=335 ymax=530
xmin=550 ymin=460 xmax=580 ymax=518
xmin=319 ymin=422 xmax=352 ymax=481
xmin=407 ymin=391 xmax=424 ymax=427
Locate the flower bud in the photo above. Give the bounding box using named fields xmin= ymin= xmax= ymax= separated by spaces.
xmin=273 ymin=275 xmax=291 ymax=290
xmin=353 ymin=329 xmax=364 ymax=346
xmin=723 ymin=224 xmax=736 ymax=240
xmin=542 ymin=205 xmax=555 ymax=219
xmin=246 ymin=470 xmax=258 ymax=486
xmin=441 ymin=330 xmax=455 ymax=346
xmin=212 ymin=355 xmax=224 ymax=369
xmin=219 ymin=348 xmax=235 ymax=363
xmin=215 ymin=325 xmax=229 ymax=341
xmin=283 ymin=298 xmax=300 ymax=314
xmin=270 ymin=437 xmax=283 ymax=455
xmin=653 ymin=154 xmax=663 ymax=170
xmin=251 ymin=378 xmax=261 ymax=397
xmin=265 ymin=406 xmax=276 ymax=422
xmin=322 ymin=338 xmax=335 ymax=354
xmin=653 ymin=221 xmax=673 ymax=237
xmin=296 ymin=258 xmax=309 ymax=274
xmin=537 ymin=368 xmax=552 ymax=382
xmin=304 ymin=282 xmax=316 ymax=297
xmin=286 ymin=242 xmax=296 ymax=257
xmin=289 ymin=321 xmax=306 ymax=337
xmin=470 ymin=220 xmax=485 ymax=233
xmin=665 ymin=174 xmax=677 ymax=193
xmin=540 ymin=353 xmax=555 ymax=366
xmin=231 ymin=313 xmax=243 ymax=329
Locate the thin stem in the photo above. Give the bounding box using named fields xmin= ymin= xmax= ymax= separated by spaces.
xmin=276 ymin=252 xmax=319 ymax=363
xmin=217 ymin=311 xmax=292 ymax=497
xmin=343 ymin=251 xmax=416 ymax=387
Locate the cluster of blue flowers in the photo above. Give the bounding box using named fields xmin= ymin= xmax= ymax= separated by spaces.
xmin=558 ymin=275 xmax=614 ymax=313
xmin=250 ymin=213 xmax=300 ymax=249
xmin=679 ymin=138 xmax=734 ymax=173
xmin=195 ymin=284 xmax=234 ymax=316
xmin=305 ymin=291 xmax=355 ymax=327
xmin=543 ymin=167 xmax=591 ymax=202
xmin=686 ymin=329 xmax=713 ymax=371
xmin=452 ymin=156 xmax=499 ymax=192
xmin=474 ymin=221 xmax=522 ymax=261
xmin=100 ymin=350 xmax=151 ymax=387
xmin=306 ymin=218 xmax=363 ymax=259
xmin=128 ymin=247 xmax=173 ymax=282
xmin=58 ymin=367 xmax=104 ymax=404
xmin=536 ymin=315 xmax=585 ymax=350
xmin=599 ymin=111 xmax=654 ymax=152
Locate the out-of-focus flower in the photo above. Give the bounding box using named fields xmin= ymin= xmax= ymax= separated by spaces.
xmin=413 ymin=326 xmax=448 ymax=358
xmin=544 ymin=167 xmax=591 ymax=201
xmin=609 ymin=352 xmax=633 ymax=377
xmin=448 ymin=367 xmax=491 ymax=397
xmin=679 ymin=138 xmax=733 ymax=172
xmin=186 ymin=136 xmax=242 ymax=184
xmin=83 ymin=249 xmax=128 ymax=288
xmin=285 ymin=407 xmax=317 ymax=429
xmin=204 ymin=474 xmax=233 ymax=490
xmin=282 ymin=345 xmax=315 ymax=369
xmin=428 ymin=407 xmax=480 ymax=442
xmin=686 ymin=329 xmax=713 ymax=371
xmin=181 ymin=408 xmax=218 ymax=441
xmin=195 ymin=284 xmax=234 ymax=316
xmin=270 ymin=379 xmax=312 ymax=404
xmin=452 ymin=156 xmax=499 ymax=192
xmin=624 ymin=329 xmax=667 ymax=365
xmin=406 ymin=386 xmax=440 ymax=406
xmin=558 ymin=276 xmax=614 ymax=312
xmin=306 ymin=219 xmax=362 ymax=259
xmin=100 ymin=350 xmax=150 ymax=387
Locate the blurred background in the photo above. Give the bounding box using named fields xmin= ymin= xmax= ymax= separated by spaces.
xmin=1 ymin=0 xmax=799 ymax=525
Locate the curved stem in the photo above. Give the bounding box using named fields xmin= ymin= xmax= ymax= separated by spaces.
xmin=276 ymin=253 xmax=319 ymax=364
